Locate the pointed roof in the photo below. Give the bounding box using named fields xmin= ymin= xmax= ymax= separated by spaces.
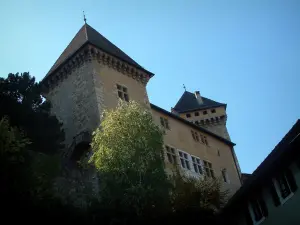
xmin=45 ymin=23 xmax=153 ymax=79
xmin=173 ymin=91 xmax=226 ymax=113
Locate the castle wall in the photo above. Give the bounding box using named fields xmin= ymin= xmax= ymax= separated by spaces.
xmin=179 ymin=106 xmax=231 ymax=140
xmin=45 ymin=61 xmax=100 ymax=148
xmin=152 ymin=108 xmax=241 ymax=196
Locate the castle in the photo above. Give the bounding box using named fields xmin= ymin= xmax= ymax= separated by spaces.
xmin=41 ymin=23 xmax=242 ymax=195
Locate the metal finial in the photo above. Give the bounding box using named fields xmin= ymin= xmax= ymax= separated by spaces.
xmin=83 ymin=11 xmax=87 ymax=24
xmin=183 ymin=84 xmax=186 ymax=91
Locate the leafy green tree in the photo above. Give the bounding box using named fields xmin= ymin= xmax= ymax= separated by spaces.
xmin=90 ymin=101 xmax=171 ymax=217
xmin=0 ymin=72 xmax=64 ymax=154
xmin=0 ymin=117 xmax=31 ymax=203
xmin=170 ymin=168 xmax=229 ymax=213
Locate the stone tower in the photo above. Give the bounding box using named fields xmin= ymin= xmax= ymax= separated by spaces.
xmin=42 ymin=23 xmax=153 ymax=158
xmin=172 ymin=91 xmax=231 ymax=140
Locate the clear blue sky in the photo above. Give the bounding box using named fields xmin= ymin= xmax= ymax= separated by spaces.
xmin=1 ymin=0 xmax=299 ymax=173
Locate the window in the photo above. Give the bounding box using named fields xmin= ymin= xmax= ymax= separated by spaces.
xmin=165 ymin=146 xmax=177 ymax=164
xmin=203 ymin=110 xmax=207 ymax=115
xmin=117 ymin=84 xmax=129 ymax=102
xmin=217 ymin=150 xmax=220 ymax=157
xmin=200 ymin=134 xmax=209 ymax=146
xmin=273 ymin=169 xmax=297 ymax=204
xmin=192 ymin=156 xmax=202 ymax=174
xmin=186 ymin=113 xmax=191 ymax=118
xmin=194 ymin=112 xmax=199 ymax=116
xmin=248 ymin=198 xmax=267 ymax=225
xmin=276 ymin=173 xmax=292 ymax=199
xmin=203 ymin=160 xmax=214 ymax=178
xmin=178 ymin=151 xmax=190 ymax=170
xmin=211 ymin=109 xmax=216 ymax=113
xmin=221 ymin=169 xmax=228 ymax=183
xmin=160 ymin=117 xmax=170 ymax=129
xmin=191 ymin=130 xmax=199 ymax=142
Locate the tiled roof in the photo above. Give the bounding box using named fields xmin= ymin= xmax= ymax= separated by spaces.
xmin=45 ymin=23 xmax=153 ymax=79
xmin=173 ymin=91 xmax=226 ymax=113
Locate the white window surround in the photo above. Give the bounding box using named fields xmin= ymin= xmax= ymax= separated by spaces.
xmin=191 ymin=155 xmax=204 ymax=175
xmin=273 ymin=176 xmax=294 ymax=205
xmin=248 ymin=201 xmax=265 ymax=225
xmin=178 ymin=150 xmax=191 ymax=170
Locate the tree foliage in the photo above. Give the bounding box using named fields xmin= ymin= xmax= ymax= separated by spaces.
xmin=0 ymin=72 xmax=64 ymax=153
xmin=170 ymin=168 xmax=229 ymax=213
xmin=90 ymin=101 xmax=171 ymax=217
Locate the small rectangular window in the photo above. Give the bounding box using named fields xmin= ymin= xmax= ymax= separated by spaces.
xmin=191 ymin=130 xmax=199 ymax=142
xmin=249 ymin=199 xmax=265 ymax=223
xmin=203 ymin=111 xmax=207 ymax=115
xmin=194 ymin=112 xmax=199 ymax=116
xmin=274 ymin=169 xmax=297 ymax=202
xmin=211 ymin=109 xmax=216 ymax=113
xmin=222 ymin=169 xmax=228 ymax=183
xmin=186 ymin=113 xmax=191 ymax=118
xmin=165 ymin=146 xmax=177 ymax=164
xmin=160 ymin=117 xmax=170 ymax=129
xmin=178 ymin=151 xmax=190 ymax=170
xmin=200 ymin=134 xmax=209 ymax=146
xmin=203 ymin=160 xmax=214 ymax=178
xmin=117 ymin=84 xmax=129 ymax=102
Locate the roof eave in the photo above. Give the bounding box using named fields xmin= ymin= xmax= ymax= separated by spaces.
xmin=42 ymin=41 xmax=154 ymax=84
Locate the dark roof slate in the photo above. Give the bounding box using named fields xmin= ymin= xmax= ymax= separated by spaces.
xmin=45 ymin=24 xmax=153 ymax=79
xmin=173 ymin=91 xmax=226 ymax=113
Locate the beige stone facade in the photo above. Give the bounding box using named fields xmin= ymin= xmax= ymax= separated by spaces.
xmin=152 ymin=106 xmax=241 ymax=194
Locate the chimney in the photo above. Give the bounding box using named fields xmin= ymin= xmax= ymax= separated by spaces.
xmin=194 ymin=91 xmax=203 ymax=104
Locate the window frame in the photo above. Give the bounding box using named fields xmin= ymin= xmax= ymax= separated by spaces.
xmin=160 ymin=116 xmax=170 ymax=129
xmin=194 ymin=112 xmax=199 ymax=116
xmin=248 ymin=199 xmax=266 ymax=225
xmin=116 ymin=84 xmax=129 ymax=102
xmin=178 ymin=150 xmax=191 ymax=170
xmin=203 ymin=160 xmax=215 ymax=178
xmin=191 ymin=156 xmax=203 ymax=175
xmin=221 ymin=168 xmax=230 ymax=183
xmin=273 ymin=172 xmax=294 ymax=205
xmin=165 ymin=145 xmax=177 ymax=165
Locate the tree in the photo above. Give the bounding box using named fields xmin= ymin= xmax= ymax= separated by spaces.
xmin=90 ymin=101 xmax=171 ymax=218
xmin=0 ymin=72 xmax=64 ymax=154
xmin=170 ymin=168 xmax=229 ymax=213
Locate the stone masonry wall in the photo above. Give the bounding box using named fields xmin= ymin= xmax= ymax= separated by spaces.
xmin=45 ymin=61 xmax=101 ymax=148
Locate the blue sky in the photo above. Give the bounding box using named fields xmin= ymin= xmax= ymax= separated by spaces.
xmin=1 ymin=0 xmax=299 ymax=173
